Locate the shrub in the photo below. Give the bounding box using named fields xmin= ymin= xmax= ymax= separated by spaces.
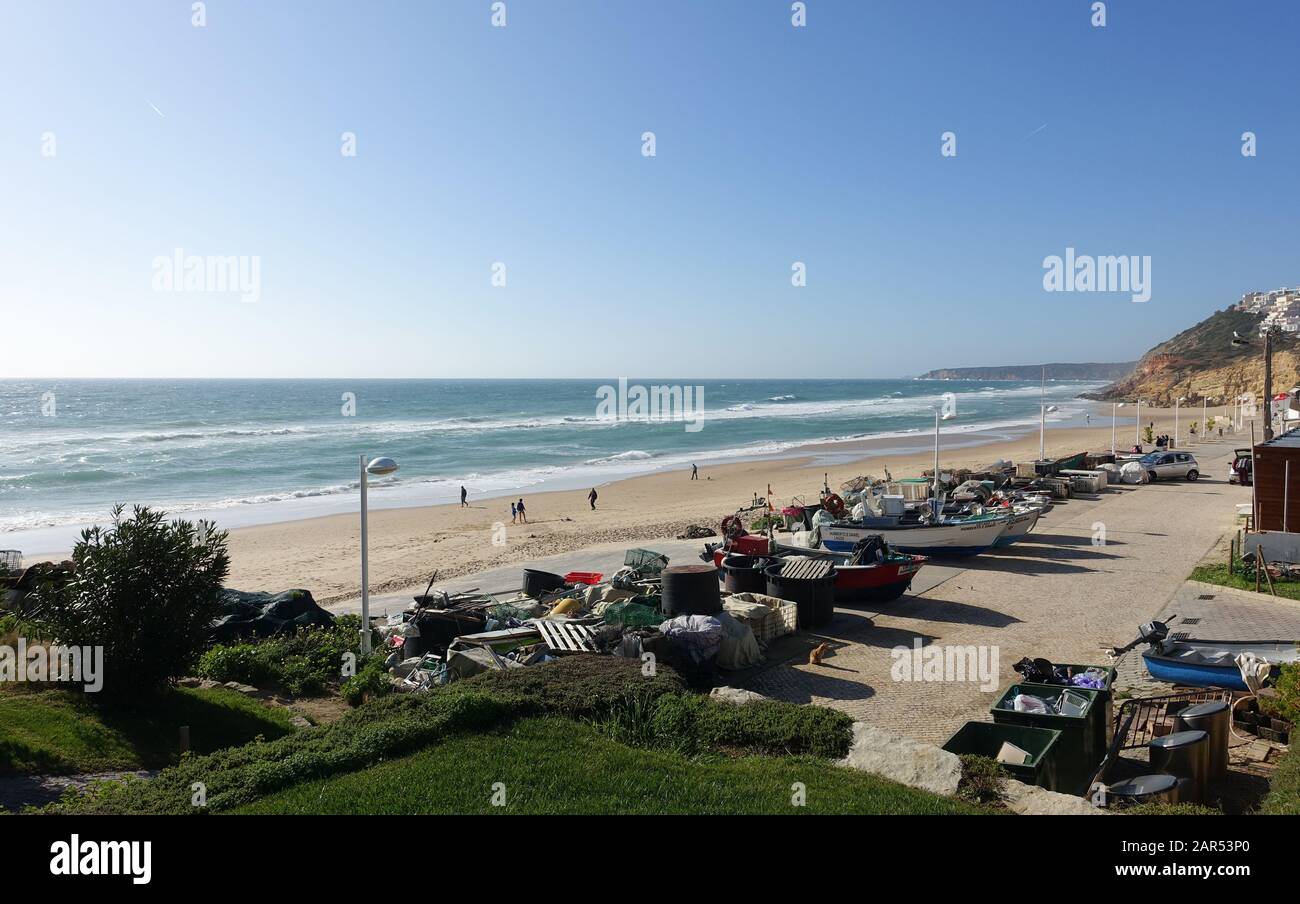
xmin=626 ymin=692 xmax=853 ymax=758
xmin=1260 ymin=744 xmax=1300 ymax=815
xmin=196 ymin=616 xmax=361 ymax=697
xmin=957 ymin=755 xmax=1006 ymax=805
xmin=29 ymin=505 xmax=228 ymax=699
xmin=1260 ymin=663 xmax=1300 ymax=725
xmin=1122 ymin=802 xmax=1220 ymax=816
xmin=341 ymin=655 xmax=393 ymax=706
xmin=449 ymin=654 xmax=686 ymax=718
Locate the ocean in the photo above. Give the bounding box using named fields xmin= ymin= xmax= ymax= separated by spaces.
xmin=0 ymin=378 xmax=1105 ymax=551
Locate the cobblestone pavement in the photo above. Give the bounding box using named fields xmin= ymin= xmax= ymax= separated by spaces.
xmin=744 ymin=442 xmax=1250 ymax=744
xmin=1113 ymin=579 xmax=1300 ymax=695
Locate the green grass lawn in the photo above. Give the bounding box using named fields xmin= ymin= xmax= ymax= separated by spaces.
xmin=1190 ymin=561 xmax=1300 ymax=602
xmin=0 ymin=685 xmax=297 ymax=776
xmin=234 ymin=716 xmax=992 ymax=815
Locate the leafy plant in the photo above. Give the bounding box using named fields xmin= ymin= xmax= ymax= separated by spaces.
xmin=341 ymin=655 xmax=394 ymax=706
xmin=1143 ymin=425 xmax=1155 ymax=445
xmin=956 ymin=754 xmax=1006 ymax=805
xmin=197 ymin=616 xmax=361 ymax=697
xmin=29 ymin=505 xmax=229 ymax=699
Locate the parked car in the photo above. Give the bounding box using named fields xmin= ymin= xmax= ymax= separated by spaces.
xmin=1228 ymin=448 xmax=1253 ymax=486
xmin=1138 ymin=450 xmax=1200 ymax=482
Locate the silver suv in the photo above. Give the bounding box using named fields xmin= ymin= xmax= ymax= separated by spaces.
xmin=1139 ymin=450 xmax=1200 ymax=482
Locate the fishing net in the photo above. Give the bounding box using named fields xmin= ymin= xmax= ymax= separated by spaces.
xmin=602 ymin=600 xmax=666 ymax=629
xmin=624 ymin=548 xmax=669 ymax=577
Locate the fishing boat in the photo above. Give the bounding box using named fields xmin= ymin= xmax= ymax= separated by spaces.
xmin=991 ymin=504 xmax=1042 ymax=546
xmin=706 ymin=536 xmax=927 ymax=603
xmin=1142 ymin=639 xmax=1300 ymax=691
xmin=816 ymin=512 xmax=1009 ymax=556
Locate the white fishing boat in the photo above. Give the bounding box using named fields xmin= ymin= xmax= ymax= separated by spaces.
xmin=813 ymin=513 xmax=1010 ymax=556
xmin=992 ymin=505 xmax=1042 ymax=546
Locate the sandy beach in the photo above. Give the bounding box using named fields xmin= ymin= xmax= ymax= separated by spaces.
xmin=206 ymin=404 xmax=1244 ymax=603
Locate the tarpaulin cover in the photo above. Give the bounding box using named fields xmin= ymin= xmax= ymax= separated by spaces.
xmin=212 ymin=589 xmax=335 ymax=642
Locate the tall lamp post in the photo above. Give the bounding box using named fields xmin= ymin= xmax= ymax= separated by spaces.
xmin=1135 ymin=399 xmax=1143 ymax=449
xmin=1234 ymin=328 xmax=1279 ymax=441
xmin=1174 ymin=396 xmax=1186 ymax=447
xmin=359 ymin=455 xmax=399 ymax=655
xmin=1112 ymin=402 xmax=1125 ymax=455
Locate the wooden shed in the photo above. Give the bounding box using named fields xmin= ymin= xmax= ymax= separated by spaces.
xmin=1252 ymin=428 xmax=1300 ymax=531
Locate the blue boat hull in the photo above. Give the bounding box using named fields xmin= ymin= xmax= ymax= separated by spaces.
xmin=1142 ymin=652 xmax=1248 ymax=691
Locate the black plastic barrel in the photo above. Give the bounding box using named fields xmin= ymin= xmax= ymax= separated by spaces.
xmin=721 ymin=554 xmax=768 ymax=594
xmin=1148 ymin=729 xmax=1210 ymax=804
xmin=1107 ymin=773 xmax=1181 ymax=807
xmin=661 ymin=564 xmax=722 ymax=616
xmin=522 ymin=568 xmax=566 ymax=597
xmin=1177 ymin=701 xmax=1230 ymax=781
xmin=764 ymin=563 xmax=835 ymax=629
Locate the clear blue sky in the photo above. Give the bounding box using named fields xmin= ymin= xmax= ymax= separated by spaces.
xmin=2 ymin=0 xmax=1296 ymax=379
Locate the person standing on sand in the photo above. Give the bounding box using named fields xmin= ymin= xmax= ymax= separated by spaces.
xmin=588 ymin=488 xmax=598 ymax=510
xmin=691 ymin=463 xmax=698 ymax=480
xmin=510 ymin=501 xmax=517 ymax=524
xmin=517 ymin=498 xmax=527 ymax=523
xmin=460 ymin=486 xmax=468 ymax=507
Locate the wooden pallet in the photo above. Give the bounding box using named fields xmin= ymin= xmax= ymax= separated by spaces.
xmin=776 ymin=556 xmax=835 ymax=581
xmin=531 ymin=619 xmax=599 ymax=653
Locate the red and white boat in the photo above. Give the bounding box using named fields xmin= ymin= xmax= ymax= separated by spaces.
xmin=708 ymin=533 xmax=926 ymax=604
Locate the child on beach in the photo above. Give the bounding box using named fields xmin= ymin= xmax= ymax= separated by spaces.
xmin=510 ymin=501 xmax=517 ymax=523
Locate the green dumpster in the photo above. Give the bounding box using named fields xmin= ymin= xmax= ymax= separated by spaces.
xmin=991 ymin=684 xmax=1103 ymax=794
xmin=1017 ymin=663 xmax=1117 ymax=751
xmin=941 ymin=721 xmax=1064 ymax=791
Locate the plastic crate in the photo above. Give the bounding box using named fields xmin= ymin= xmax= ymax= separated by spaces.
xmin=942 ymin=721 xmax=1064 ymax=791
xmin=564 ymin=571 xmax=604 ymax=585
xmin=992 ymin=684 xmax=1102 ymax=795
xmin=0 ymin=551 xmax=21 ymax=572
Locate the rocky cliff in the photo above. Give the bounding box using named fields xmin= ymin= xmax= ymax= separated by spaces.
xmin=1086 ymin=308 xmax=1300 ymax=405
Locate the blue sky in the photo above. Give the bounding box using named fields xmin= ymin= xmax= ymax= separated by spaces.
xmin=1 ymin=0 xmax=1296 ymax=379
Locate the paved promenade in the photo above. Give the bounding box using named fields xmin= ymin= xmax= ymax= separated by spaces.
xmin=745 ymin=441 xmax=1249 ymax=743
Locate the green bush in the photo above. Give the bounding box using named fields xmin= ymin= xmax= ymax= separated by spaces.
xmin=196 ymin=616 xmax=361 ymax=697
xmin=1260 ymin=744 xmax=1300 ymax=815
xmin=957 ymin=755 xmax=1006 ymax=805
xmin=29 ymin=505 xmax=229 ymax=698
xmin=1260 ymin=663 xmax=1300 ymax=725
xmin=341 ymin=656 xmax=393 ymax=706
xmin=643 ymin=694 xmax=853 ymax=758
xmin=448 ymin=653 xmax=686 ymax=718
xmin=1122 ymin=802 xmax=1220 ymax=816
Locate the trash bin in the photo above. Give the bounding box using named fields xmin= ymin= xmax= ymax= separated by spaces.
xmin=1176 ymin=700 xmax=1230 ymax=781
xmin=1017 ymin=663 xmax=1118 ymax=755
xmin=1107 ymin=773 xmax=1182 ymax=808
xmin=1148 ymin=729 xmax=1211 ymax=804
xmin=991 ymin=684 xmax=1103 ymax=794
xmin=941 ymin=721 xmax=1064 ymax=791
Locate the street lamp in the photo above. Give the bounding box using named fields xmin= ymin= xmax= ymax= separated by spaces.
xmin=1112 ymin=402 xmax=1125 ymax=455
xmin=932 ymin=409 xmax=955 ymax=495
xmin=359 ymin=454 xmax=399 ymax=655
xmin=1233 ymin=328 xmax=1278 ymax=441
xmin=1174 ymin=397 xmax=1186 ymax=447
xmin=1135 ymin=399 xmax=1143 ymax=448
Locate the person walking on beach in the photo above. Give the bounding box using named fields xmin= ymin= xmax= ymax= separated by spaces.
xmin=510 ymin=501 xmax=517 ymax=524
xmin=460 ymin=486 xmax=468 ymax=507
xmin=517 ymin=498 xmax=527 ymax=523
xmin=588 ymin=488 xmax=598 ymax=510
xmin=690 ymin=463 xmax=698 ymax=480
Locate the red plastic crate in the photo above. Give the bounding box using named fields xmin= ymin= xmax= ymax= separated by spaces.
xmin=564 ymin=571 xmax=604 ymax=585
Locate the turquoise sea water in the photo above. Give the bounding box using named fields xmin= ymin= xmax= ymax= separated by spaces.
xmin=0 ymin=378 xmax=1103 ymax=548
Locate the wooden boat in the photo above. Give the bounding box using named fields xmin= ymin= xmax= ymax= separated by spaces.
xmin=1142 ymin=639 xmax=1300 ymax=691
xmin=708 ymin=535 xmax=926 ymax=604
xmin=818 ymin=512 xmax=1009 ymax=556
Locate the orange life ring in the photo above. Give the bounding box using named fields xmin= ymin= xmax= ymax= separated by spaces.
xmin=822 ymin=493 xmax=846 ymax=517
xmin=721 ymin=515 xmax=745 ymax=538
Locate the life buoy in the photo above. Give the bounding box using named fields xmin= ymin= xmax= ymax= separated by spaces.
xmin=721 ymin=515 xmax=745 ymax=539
xmin=822 ymin=493 xmax=846 ymax=517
